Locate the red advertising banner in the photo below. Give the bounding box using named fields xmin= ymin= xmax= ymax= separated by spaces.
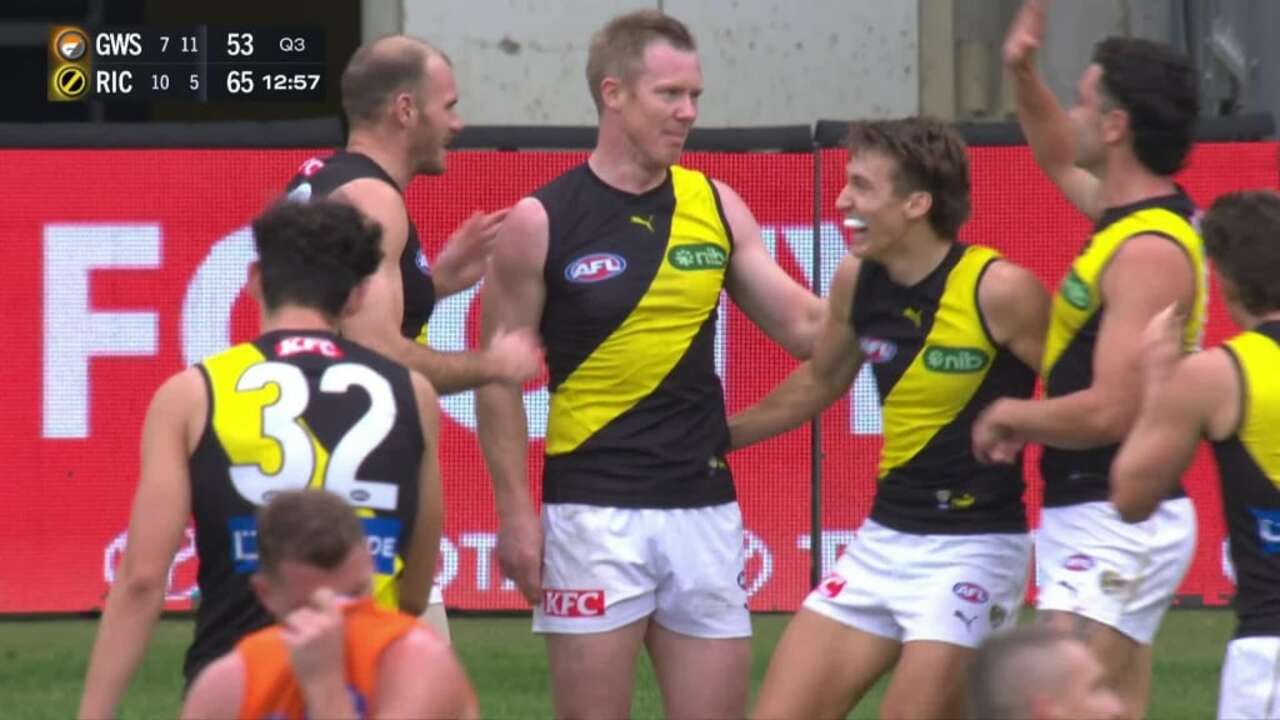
xmin=1 ymin=143 xmax=1276 ymax=613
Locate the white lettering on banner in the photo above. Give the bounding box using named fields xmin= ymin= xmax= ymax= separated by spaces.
xmin=43 ymin=224 xmax=161 ymax=439
xmin=796 ymin=529 xmax=858 ymax=576
xmin=182 ymin=226 xmax=254 ymax=367
xmin=742 ymin=529 xmax=773 ymax=596
xmin=104 ymin=527 xmax=198 ymax=602
xmin=436 ymin=536 xmax=459 ymax=588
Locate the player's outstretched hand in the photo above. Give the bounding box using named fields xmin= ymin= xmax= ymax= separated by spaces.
xmin=485 ymin=326 xmax=544 ymax=385
xmin=498 ymin=511 xmax=544 ymax=605
xmin=1003 ymin=0 xmax=1049 ymax=74
xmin=281 ymin=588 xmax=347 ymax=691
xmin=434 ymin=208 xmax=511 ymax=298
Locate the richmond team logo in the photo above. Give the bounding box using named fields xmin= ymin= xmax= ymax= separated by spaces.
xmin=565 ymin=253 xmax=627 ymax=283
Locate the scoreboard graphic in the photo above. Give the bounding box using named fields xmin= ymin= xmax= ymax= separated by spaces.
xmin=47 ymin=25 xmax=326 ymax=103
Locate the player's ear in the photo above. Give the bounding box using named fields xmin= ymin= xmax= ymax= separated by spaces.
xmin=904 ymin=189 xmax=933 ymax=223
xmin=246 ymin=262 xmax=264 ymax=303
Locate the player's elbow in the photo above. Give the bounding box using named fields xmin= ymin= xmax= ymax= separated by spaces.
xmin=112 ymin=565 xmax=169 ymax=604
xmin=1111 ymin=492 xmax=1157 ymax=524
xmin=1109 ymin=465 xmax=1158 ymax=523
xmin=399 ymin=595 xmax=428 ymax=617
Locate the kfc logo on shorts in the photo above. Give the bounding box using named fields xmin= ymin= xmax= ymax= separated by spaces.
xmin=543 ymin=589 xmax=606 ymax=617
xmin=818 ymin=574 xmax=847 ymax=599
xmin=298 ymin=157 xmax=326 ymax=177
xmin=276 ymin=336 xmax=343 ymax=358
xmin=1063 ymin=553 xmax=1095 ymax=572
xmin=859 ymin=337 xmax=897 ymax=364
xmin=952 ymin=582 xmax=990 ymax=604
xmin=565 ymin=253 xmax=627 ymax=283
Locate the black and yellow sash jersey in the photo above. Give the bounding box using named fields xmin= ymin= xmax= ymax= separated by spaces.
xmin=854 ymin=243 xmax=1035 ymax=534
xmin=1041 ymin=190 xmax=1207 ymax=507
xmin=182 ymin=330 xmax=423 ymax=684
xmin=535 ymin=164 xmax=734 ymax=508
xmin=283 ymin=152 xmax=436 ymax=341
xmin=1214 ymin=322 xmax=1280 ymax=638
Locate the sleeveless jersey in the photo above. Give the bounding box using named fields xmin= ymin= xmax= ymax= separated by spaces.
xmin=1214 ymin=322 xmax=1280 ymax=638
xmin=535 ymin=164 xmax=734 ymax=508
xmin=182 ymin=330 xmax=423 ymax=683
xmin=1041 ymin=190 xmax=1207 ymax=507
xmin=235 ymin=597 xmax=421 ymax=719
xmin=284 ymin=152 xmax=436 ymax=341
xmin=853 ymin=243 xmax=1036 ymax=534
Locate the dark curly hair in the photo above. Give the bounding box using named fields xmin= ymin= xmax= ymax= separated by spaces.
xmin=1093 ymin=37 xmax=1199 ymax=176
xmin=1202 ymin=190 xmax=1280 ymax=316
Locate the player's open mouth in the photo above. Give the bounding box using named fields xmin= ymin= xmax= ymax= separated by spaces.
xmin=843 ymin=217 xmax=867 ymax=230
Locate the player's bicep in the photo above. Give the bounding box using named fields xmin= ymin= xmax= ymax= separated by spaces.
xmin=480 ymin=197 xmax=547 ymax=341
xmin=332 ymin=181 xmax=410 ymax=349
xmin=978 ymin=261 xmax=1051 ymax=373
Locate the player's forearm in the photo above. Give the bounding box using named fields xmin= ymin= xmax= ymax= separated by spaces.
xmin=476 ymin=385 xmax=533 ymax=519
xmin=730 ymin=363 xmax=842 ymax=449
xmin=1011 ymin=67 xmax=1076 ymax=173
xmin=992 ymin=389 xmax=1133 ymax=450
xmin=401 ymin=342 xmax=497 ymax=395
xmin=78 ymin=577 xmax=167 ymax=718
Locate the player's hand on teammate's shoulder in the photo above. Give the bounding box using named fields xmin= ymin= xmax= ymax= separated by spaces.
xmin=484 ymin=325 xmax=545 ymax=385
xmin=281 ymin=588 xmax=348 ymax=690
xmin=1003 ymin=0 xmax=1048 ymax=73
xmin=433 ymin=208 xmax=512 ymax=298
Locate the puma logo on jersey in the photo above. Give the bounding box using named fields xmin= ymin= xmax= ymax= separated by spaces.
xmin=903 ymin=306 xmax=922 ymax=327
xmin=630 ymin=214 xmax=656 ymax=233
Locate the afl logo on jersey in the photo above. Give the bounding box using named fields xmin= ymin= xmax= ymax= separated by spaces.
xmin=415 ymin=249 xmax=430 ymax=275
xmin=298 ymin=157 xmax=326 ymax=177
xmin=565 ymin=253 xmax=627 ymax=283
xmin=859 ymin=337 xmax=897 ymax=364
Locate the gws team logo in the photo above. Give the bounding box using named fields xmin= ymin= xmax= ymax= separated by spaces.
xmin=952 ymin=582 xmax=989 ymax=604
xmin=565 ymin=253 xmax=627 ymax=283
xmin=415 ymin=248 xmax=430 ymax=275
xmin=859 ymin=337 xmax=897 ymax=364
xmin=923 ymin=345 xmax=989 ymax=373
xmin=668 ymin=243 xmax=728 ymax=271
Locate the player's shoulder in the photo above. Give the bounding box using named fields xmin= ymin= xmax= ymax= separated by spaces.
xmin=976 ymin=254 xmax=1044 ymax=300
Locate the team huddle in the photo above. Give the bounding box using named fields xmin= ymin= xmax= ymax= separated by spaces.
xmin=75 ymin=0 xmax=1280 ymax=718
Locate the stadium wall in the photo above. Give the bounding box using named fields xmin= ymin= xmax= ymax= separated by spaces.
xmin=0 ymin=119 xmax=1276 ymax=614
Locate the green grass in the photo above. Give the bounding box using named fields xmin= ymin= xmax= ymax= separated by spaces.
xmin=3 ymin=610 xmax=1232 ymax=719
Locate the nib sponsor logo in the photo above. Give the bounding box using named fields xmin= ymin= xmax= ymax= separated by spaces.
xmin=543 ymin=589 xmax=606 ymax=617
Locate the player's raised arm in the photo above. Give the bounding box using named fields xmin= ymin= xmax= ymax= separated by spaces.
xmin=79 ymin=369 xmax=203 ymax=719
xmin=476 ymin=197 xmax=549 ymax=605
xmin=1004 ymin=0 xmax=1102 ymax=219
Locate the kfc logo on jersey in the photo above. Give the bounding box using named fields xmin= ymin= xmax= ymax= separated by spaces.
xmin=859 ymin=337 xmax=897 ymax=364
xmin=298 ymin=157 xmax=326 ymax=177
xmin=543 ymin=589 xmax=606 ymax=617
xmin=565 ymin=253 xmax=627 ymax=283
xmin=952 ymin=582 xmax=990 ymax=604
xmin=818 ymin=573 xmax=847 ymax=598
xmin=1063 ymin=553 xmax=1096 ymax=572
xmin=276 ymin=336 xmax=343 ymax=358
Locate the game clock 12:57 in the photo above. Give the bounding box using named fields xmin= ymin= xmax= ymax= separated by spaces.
xmin=211 ymin=65 xmax=325 ymax=101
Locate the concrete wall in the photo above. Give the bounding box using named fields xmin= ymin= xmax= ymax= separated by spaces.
xmin=399 ymin=0 xmax=918 ymax=125
xmin=1040 ymin=0 xmax=1173 ymax=105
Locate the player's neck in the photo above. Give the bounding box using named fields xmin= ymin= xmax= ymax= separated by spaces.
xmin=260 ymin=307 xmax=339 ymax=335
xmin=346 ymin=134 xmax=413 ymax=191
xmin=1098 ymin=152 xmax=1177 ymax=210
xmin=588 ymin=126 xmax=670 ymax=195
xmin=880 ymin=231 xmax=954 ymax=287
